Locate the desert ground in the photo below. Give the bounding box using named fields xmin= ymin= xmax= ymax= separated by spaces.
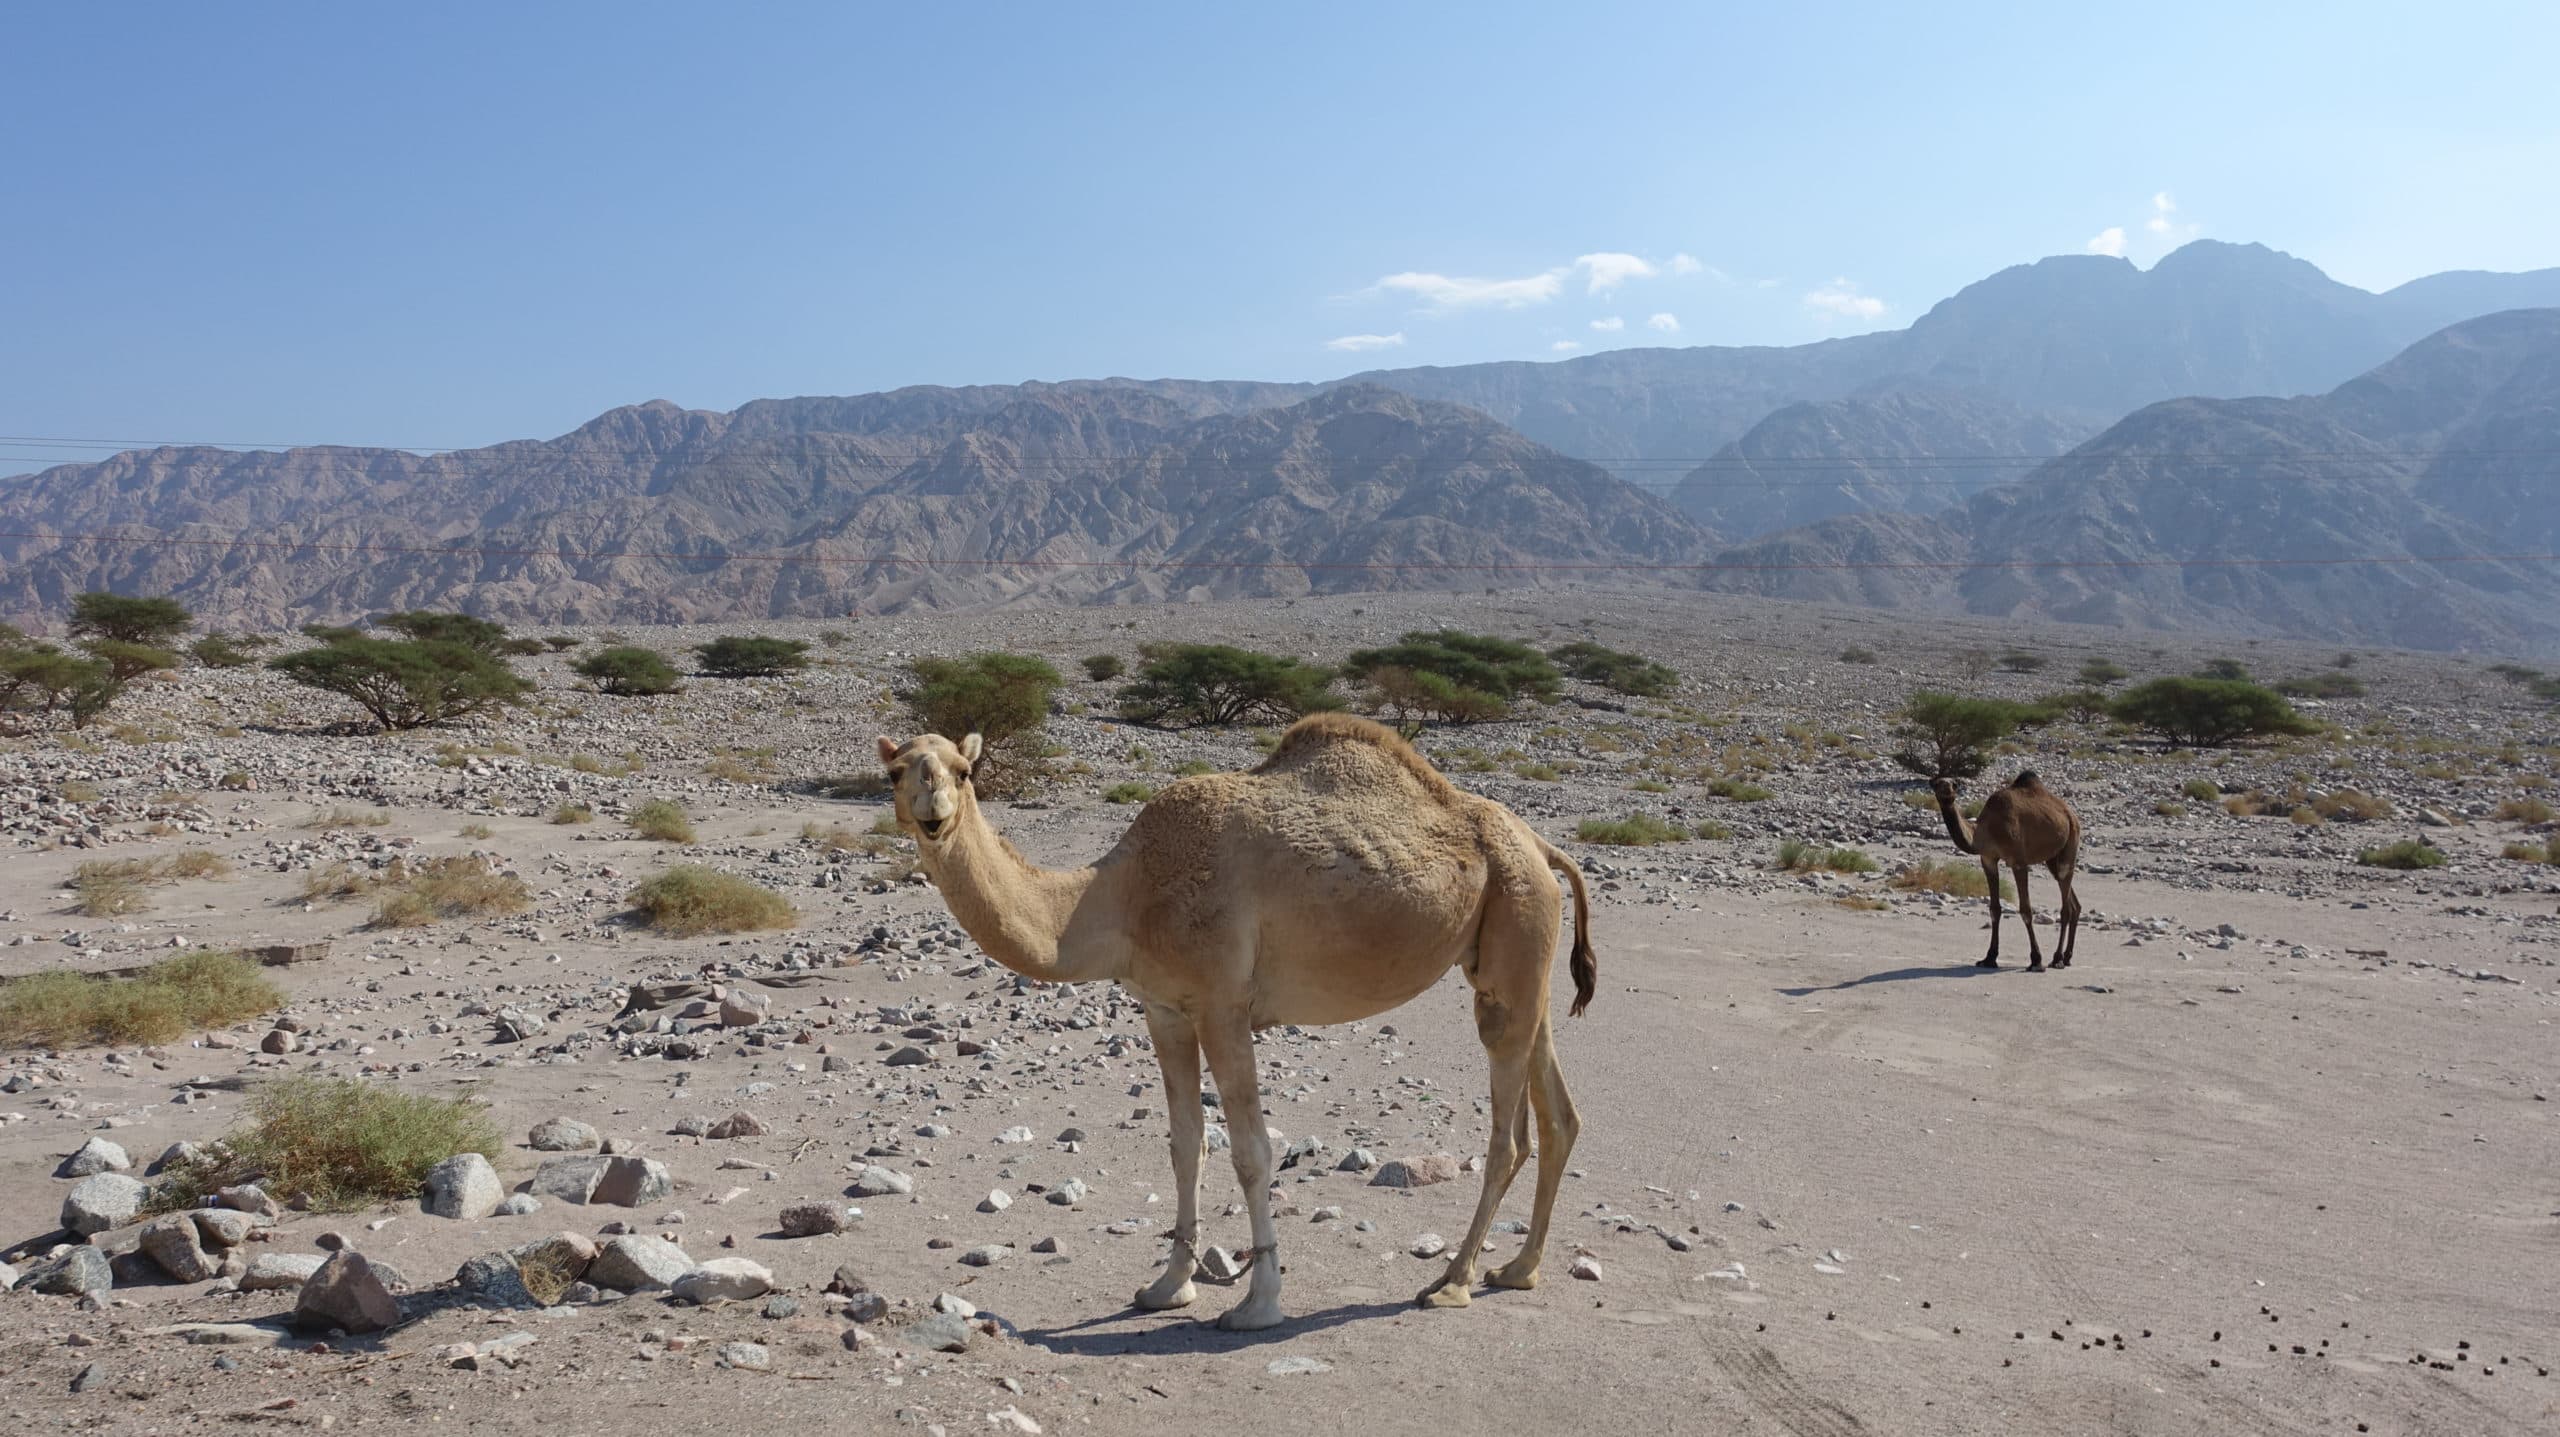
xmin=2 ymin=586 xmax=2553 ymax=1436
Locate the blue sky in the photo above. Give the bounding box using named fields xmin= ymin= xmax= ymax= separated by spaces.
xmin=4 ymin=1 xmax=2555 ymax=464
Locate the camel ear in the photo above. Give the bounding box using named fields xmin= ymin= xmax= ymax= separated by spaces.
xmin=959 ymin=733 xmax=984 ymax=766
xmin=875 ymin=736 xmax=899 ymax=768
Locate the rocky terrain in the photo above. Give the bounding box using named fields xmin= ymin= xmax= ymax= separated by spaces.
xmin=2 ymin=589 xmax=2554 ymax=1435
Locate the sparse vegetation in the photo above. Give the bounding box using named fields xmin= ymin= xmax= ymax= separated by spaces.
xmin=369 ymin=856 xmax=533 ymax=927
xmin=900 ymin=652 xmax=1063 ymax=792
xmin=269 ymin=635 xmax=532 ymax=731
xmin=627 ymin=865 xmax=798 ymax=936
xmin=2357 ymin=840 xmax=2445 ymax=871
xmin=1575 ymin=812 xmax=1685 ymax=846
xmin=1776 ymin=840 xmax=1879 ymax=874
xmin=1114 ymin=643 xmax=1339 ymax=727
xmin=303 ymin=806 xmax=392 ymax=829
xmin=1838 ymin=647 xmax=1879 ymax=665
xmin=1548 ymin=642 xmax=1678 ymax=698
xmin=2195 ymin=658 xmax=2253 ymax=682
xmin=2110 ymin=678 xmax=2318 ymax=749
xmin=0 ymin=951 xmax=280 ymax=1050
xmin=2181 ymin=778 xmax=2222 ymax=802
xmin=628 ymin=798 xmax=695 ymax=842
xmin=1888 ymin=860 xmax=2009 ymax=899
xmin=1693 ymin=819 xmax=1734 ymax=840
xmin=1103 ymin=781 xmax=1156 ymax=804
xmin=549 ymin=802 xmax=594 ymax=825
xmin=573 ymin=645 xmax=682 ymax=696
xmin=1081 ymin=654 xmax=1125 ymax=682
xmin=2310 ymin=789 xmax=2391 ymax=822
xmin=2077 ymin=659 xmax=2128 ymax=685
xmin=189 ymin=631 xmax=274 ymax=669
xmin=1890 ymin=691 xmax=2041 ymax=779
xmin=1514 ymin=762 xmax=1560 ymax=782
xmin=1345 ymin=631 xmax=1559 ymax=725
xmin=694 ymin=635 xmax=812 ymax=678
xmin=1995 ymin=652 xmax=2047 ymax=673
xmin=375 ymin=611 xmax=513 ymax=653
xmin=1707 ymin=778 xmax=1774 ymax=802
xmin=151 ymin=1075 xmax=500 ymax=1212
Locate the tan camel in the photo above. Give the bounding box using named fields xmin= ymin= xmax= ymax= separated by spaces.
xmin=875 ymin=712 xmax=1595 ymax=1330
xmin=1929 ymin=771 xmax=2082 ymax=971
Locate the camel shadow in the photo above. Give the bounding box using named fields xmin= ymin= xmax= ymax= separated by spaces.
xmin=1779 ymin=963 xmax=2008 ymax=996
xmin=1015 ymin=1296 xmax=1414 ymax=1357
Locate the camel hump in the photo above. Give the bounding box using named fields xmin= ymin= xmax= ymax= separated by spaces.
xmin=2010 ymin=769 xmax=2044 ymax=790
xmin=1258 ymin=712 xmax=1459 ymax=799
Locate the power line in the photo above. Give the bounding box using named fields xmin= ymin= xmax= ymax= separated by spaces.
xmin=3 ymin=525 xmax=2553 ymax=578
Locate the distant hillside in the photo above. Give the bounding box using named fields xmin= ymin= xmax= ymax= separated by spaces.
xmin=1701 ymin=310 xmax=2560 ymax=655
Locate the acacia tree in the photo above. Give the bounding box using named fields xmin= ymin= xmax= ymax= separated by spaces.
xmin=269 ymin=637 xmax=531 ymax=731
xmin=1114 ymin=643 xmax=1338 ymax=727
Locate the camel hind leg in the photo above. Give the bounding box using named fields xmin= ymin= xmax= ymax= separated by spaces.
xmin=1419 ymin=984 xmax=1538 ymax=1309
xmin=1198 ymin=1011 xmax=1285 ymax=1331
xmin=1488 ymin=1014 xmax=1579 ymax=1290
xmin=2050 ymin=860 xmax=2081 ymax=968
xmin=1975 ymin=857 xmax=2004 ymax=968
xmin=2013 ymin=861 xmax=2045 ymax=971
xmin=1133 ymin=1004 xmax=1203 ymax=1312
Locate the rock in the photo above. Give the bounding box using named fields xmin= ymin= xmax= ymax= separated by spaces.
xmin=719 ymin=991 xmax=769 ymax=1028
xmin=294 ymin=1251 xmax=401 ymax=1334
xmin=671 ymin=1116 xmax=712 ymax=1137
xmin=0 ymin=1261 xmax=15 ymax=1293
xmin=240 ymin=1254 xmax=325 ymax=1292
xmin=705 ymin=1110 xmax=766 ymax=1140
xmin=587 ymin=1236 xmax=696 ymax=1292
xmin=422 ymin=1153 xmax=503 ymax=1221
xmin=847 ymin=1165 xmax=914 ymax=1197
xmin=978 ymin=1189 xmax=1012 ymax=1213
xmin=510 ymin=1233 xmax=597 ymax=1304
xmin=673 ymin=1258 xmax=773 ymax=1304
xmin=825 ymin=1263 xmax=873 ymax=1296
xmin=592 ymin=1155 xmax=672 ymax=1207
xmin=988 ymin=1407 xmax=1040 ymax=1434
xmin=528 ymin=1155 xmax=607 ymax=1204
xmin=139 ymin=1214 xmax=220 ymax=1283
xmin=62 ymin=1173 xmax=147 ymax=1235
xmin=190 ymin=1209 xmax=257 ymax=1248
xmin=899 ymin=1311 xmax=972 ymax=1354
xmin=761 ymin=1295 xmax=799 ymax=1319
xmin=958 ymin=1244 xmax=1013 ymax=1267
xmin=994 ymin=1125 xmax=1035 ymax=1144
xmin=1409 ymin=1233 xmax=1447 ymax=1259
xmin=845 ymin=1291 xmax=889 ymax=1323
xmin=714 ymin=1341 xmax=770 ymax=1370
xmin=216 ymin=1185 xmax=280 ymax=1218
xmin=497 ymin=1193 xmax=542 ymax=1216
xmin=1198 ymin=1245 xmax=1244 ymax=1281
xmin=260 ymin=1028 xmax=296 ymax=1055
xmin=778 ymin=1203 xmax=847 ymax=1237
xmin=57 ymin=1137 xmax=130 ymax=1178
xmin=527 ymin=1118 xmax=599 ymax=1152
xmin=884 ymin=1046 xmax=931 ymax=1066
xmin=1370 ymin=1154 xmax=1461 ymax=1189
xmin=1570 ymin=1255 xmax=1603 ymax=1281
xmin=493 ymin=1008 xmax=546 ymax=1042
xmin=2418 ymin=809 xmax=2458 ymax=828
xmin=1047 ymin=1178 xmax=1088 ymax=1205
xmin=1334 ymin=1148 xmax=1378 ymax=1173
xmin=454 ymin=1252 xmax=539 ymax=1309
xmin=25 ymin=1245 xmax=114 ymax=1297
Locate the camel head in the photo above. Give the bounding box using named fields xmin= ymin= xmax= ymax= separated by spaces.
xmin=875 ymin=732 xmax=983 ymax=846
xmin=1928 ymin=777 xmax=1959 ymax=805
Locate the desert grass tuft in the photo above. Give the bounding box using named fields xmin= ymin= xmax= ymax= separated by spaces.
xmin=370 ymin=857 xmax=533 ymax=928
xmin=2357 ymin=840 xmax=2445 ymax=871
xmin=627 ymin=798 xmax=695 ymax=843
xmin=627 ymin=864 xmax=798 ymax=936
xmin=151 ymin=1074 xmax=499 ymax=1212
xmin=1888 ymin=859 xmax=2010 ymax=899
xmin=1575 ymin=813 xmax=1686 ymax=846
xmin=0 ymin=951 xmax=281 ymax=1050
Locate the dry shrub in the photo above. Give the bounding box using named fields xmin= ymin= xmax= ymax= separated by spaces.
xmin=2494 ymin=796 xmax=2556 ymax=824
xmin=2311 ymin=790 xmax=2391 ymax=822
xmin=370 ymin=857 xmax=532 ymax=928
xmin=303 ymin=807 xmax=392 ymax=829
xmin=550 ymin=803 xmax=594 ymax=825
xmin=0 ymin=951 xmax=281 ymax=1049
xmin=1888 ymin=859 xmax=2010 ymax=899
xmin=628 ymin=799 xmax=694 ymax=843
xmin=628 ymin=865 xmax=797 ymax=936
xmin=152 ymin=1075 xmax=499 ymax=1212
xmin=1576 ymin=813 xmax=1685 ymax=846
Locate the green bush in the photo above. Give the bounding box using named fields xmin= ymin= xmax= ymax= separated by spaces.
xmin=543 ymin=635 xmax=583 ymax=652
xmin=0 ymin=645 xmax=104 ymax=716
xmin=1115 ymin=643 xmax=1339 ymax=727
xmin=901 ymin=653 xmax=1063 ymax=791
xmin=1081 ymin=653 xmax=1125 ymax=682
xmin=2357 ymin=840 xmax=2445 ymax=871
xmin=1548 ymin=642 xmax=1677 ymax=697
xmin=2110 ymin=678 xmax=2317 ymax=749
xmin=2036 ymin=689 xmax=2116 ymax=723
xmin=375 ymin=610 xmax=512 ymax=654
xmin=2077 ymin=659 xmax=2128 ymax=685
xmin=627 ymin=798 xmax=695 ymax=843
xmin=2181 ymin=778 xmax=2222 ymax=802
xmin=0 ymin=951 xmax=279 ymax=1049
xmin=1576 ymin=813 xmax=1685 ymax=846
xmin=1103 ymin=781 xmax=1155 ymax=804
xmin=628 ymin=865 xmax=797 ymax=936
xmin=1345 ymin=631 xmax=1558 ymax=725
xmin=695 ymin=635 xmax=812 ymax=678
xmin=153 ymin=1075 xmax=500 ymax=1213
xmin=2195 ymin=658 xmax=2252 ymax=682
xmin=300 ymin=623 xmax=363 ymax=644
xmin=1890 ymin=690 xmax=2040 ymax=779
xmin=1995 ymin=652 xmax=2047 ymax=673
xmin=268 ymin=638 xmax=532 ymax=731
xmin=1838 ymin=647 xmax=1879 ymax=665
xmin=1776 ymin=840 xmax=1878 ymax=873
xmin=573 ymin=645 xmax=682 ymax=696
xmin=1708 ymin=778 xmax=1773 ymax=802
xmin=189 ymin=632 xmax=273 ymax=669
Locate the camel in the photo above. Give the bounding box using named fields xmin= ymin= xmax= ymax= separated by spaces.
xmin=875 ymin=712 xmax=1595 ymax=1331
xmin=1929 ymin=771 xmax=2082 ymax=971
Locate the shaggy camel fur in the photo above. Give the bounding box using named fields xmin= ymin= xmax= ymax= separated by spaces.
xmin=877 ymin=713 xmax=1595 ymax=1330
xmin=1930 ymin=771 xmax=2083 ymax=971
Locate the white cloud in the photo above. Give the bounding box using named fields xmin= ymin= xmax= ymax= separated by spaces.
xmin=1322 ymin=331 xmax=1406 ymax=353
xmin=1668 ymin=253 xmax=1704 ymax=275
xmin=1646 ymin=312 xmax=1681 ymax=333
xmin=1589 ymin=315 xmax=1625 ymax=332
xmin=1373 ymin=269 xmax=1566 ymax=310
xmin=1803 ymin=278 xmax=1887 ymax=322
xmin=2145 ymin=190 xmax=2200 ymax=240
xmin=2086 ymin=225 xmax=2127 ymax=257
xmin=1550 ymin=340 xmax=1583 ymax=353
xmin=1574 ymin=252 xmax=1658 ymax=293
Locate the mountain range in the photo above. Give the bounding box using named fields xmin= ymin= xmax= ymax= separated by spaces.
xmin=3 ymin=240 xmax=2557 ymax=654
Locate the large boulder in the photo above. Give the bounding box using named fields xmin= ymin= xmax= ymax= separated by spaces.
xmin=23 ymin=1246 xmax=114 ymax=1298
xmin=586 ymin=1235 xmax=695 ymax=1292
xmin=61 ymin=1173 xmax=147 ymax=1235
xmin=672 ymin=1258 xmax=772 ymax=1305
xmin=294 ymin=1251 xmax=401 ymax=1334
xmin=240 ymin=1253 xmax=325 ymax=1292
xmin=526 ymin=1118 xmax=598 ymax=1152
xmin=590 ymin=1155 xmax=671 ymax=1207
xmin=1369 ymin=1153 xmax=1462 ymax=1189
xmin=847 ymin=1165 xmax=914 ymax=1197
xmin=422 ymin=1153 xmax=503 ymax=1220
xmin=527 ymin=1155 xmax=607 ymax=1204
xmin=57 ymin=1137 xmax=130 ymax=1179
xmin=138 ymin=1213 xmax=220 ymax=1283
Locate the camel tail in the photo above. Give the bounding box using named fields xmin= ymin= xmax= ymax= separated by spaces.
xmin=1535 ymin=836 xmax=1598 ymax=1017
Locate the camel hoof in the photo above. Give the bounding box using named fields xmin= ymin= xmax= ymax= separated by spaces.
xmin=1415 ymin=1279 xmax=1473 ymax=1310
xmin=1487 ymin=1263 xmax=1540 ymax=1291
xmin=1133 ymin=1280 xmax=1197 ymax=1312
xmin=1976 ymin=957 xmax=1999 ymax=969
xmin=1213 ymin=1301 xmax=1285 ymax=1332
xmin=2027 ymin=961 xmax=2046 ymax=972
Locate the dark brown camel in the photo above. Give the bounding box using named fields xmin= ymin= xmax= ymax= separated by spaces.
xmin=1930 ymin=771 xmax=2082 ymax=971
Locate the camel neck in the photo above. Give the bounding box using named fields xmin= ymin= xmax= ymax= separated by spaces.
xmin=917 ymin=800 xmax=1111 ymax=984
